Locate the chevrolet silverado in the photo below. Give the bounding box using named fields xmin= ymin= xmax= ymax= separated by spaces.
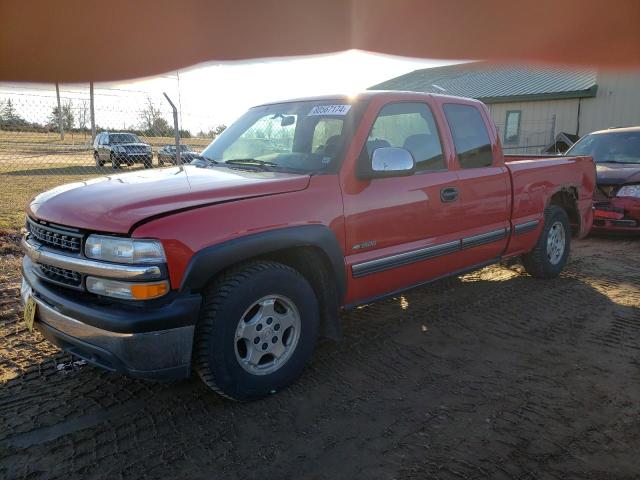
xmin=21 ymin=92 xmax=595 ymax=400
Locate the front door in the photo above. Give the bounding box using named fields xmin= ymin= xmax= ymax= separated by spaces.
xmin=341 ymin=101 xmax=464 ymax=304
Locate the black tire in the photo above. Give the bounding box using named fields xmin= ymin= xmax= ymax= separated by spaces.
xmin=94 ymin=152 xmax=103 ymax=167
xmin=158 ymin=156 xmax=164 ymax=166
xmin=194 ymin=261 xmax=319 ymax=401
xmin=522 ymin=205 xmax=571 ymax=278
xmin=143 ymin=158 xmax=152 ymax=169
xmin=110 ymin=154 xmax=119 ymax=169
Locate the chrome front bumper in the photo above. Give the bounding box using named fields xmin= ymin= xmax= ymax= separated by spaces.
xmin=21 ymin=258 xmax=199 ymax=381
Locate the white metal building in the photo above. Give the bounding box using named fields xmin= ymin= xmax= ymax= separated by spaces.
xmin=370 ymin=63 xmax=640 ymax=153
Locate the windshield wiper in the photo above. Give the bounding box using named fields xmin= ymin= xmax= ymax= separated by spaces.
xmin=224 ymin=158 xmax=279 ymax=170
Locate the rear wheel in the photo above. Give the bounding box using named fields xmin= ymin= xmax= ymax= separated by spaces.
xmin=94 ymin=152 xmax=103 ymax=167
xmin=522 ymin=205 xmax=571 ymax=278
xmin=143 ymin=158 xmax=152 ymax=169
xmin=194 ymin=261 xmax=319 ymax=401
xmin=158 ymin=155 xmax=164 ymax=166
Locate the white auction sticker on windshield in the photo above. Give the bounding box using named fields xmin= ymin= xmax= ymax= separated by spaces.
xmin=307 ymin=105 xmax=351 ymax=116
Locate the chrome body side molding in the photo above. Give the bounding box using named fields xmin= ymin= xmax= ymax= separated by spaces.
xmin=513 ymin=220 xmax=540 ymax=235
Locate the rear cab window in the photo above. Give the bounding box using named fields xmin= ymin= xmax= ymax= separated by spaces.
xmin=364 ymin=102 xmax=445 ymax=172
xmin=443 ymin=103 xmax=494 ymax=168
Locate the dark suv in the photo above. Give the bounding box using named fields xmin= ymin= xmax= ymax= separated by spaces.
xmin=93 ymin=132 xmax=153 ymax=169
xmin=157 ymin=144 xmax=203 ymax=165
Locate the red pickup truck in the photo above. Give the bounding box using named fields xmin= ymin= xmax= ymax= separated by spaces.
xmin=21 ymin=92 xmax=595 ymax=400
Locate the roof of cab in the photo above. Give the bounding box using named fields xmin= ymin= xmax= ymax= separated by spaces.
xmin=590 ymin=126 xmax=640 ymax=135
xmin=252 ymin=90 xmax=483 ymax=108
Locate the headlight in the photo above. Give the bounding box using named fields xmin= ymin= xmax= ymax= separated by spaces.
xmin=617 ymin=185 xmax=640 ymax=198
xmin=85 ymin=235 xmax=166 ymax=264
xmin=114 ymin=145 xmax=126 ymax=153
xmin=86 ymin=277 xmax=169 ymax=300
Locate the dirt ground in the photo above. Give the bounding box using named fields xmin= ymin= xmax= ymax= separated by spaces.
xmin=0 ymin=234 xmax=639 ymax=479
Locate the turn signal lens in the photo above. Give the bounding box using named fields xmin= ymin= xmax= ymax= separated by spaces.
xmin=130 ymin=282 xmax=169 ymax=300
xmin=86 ymin=277 xmax=169 ymax=300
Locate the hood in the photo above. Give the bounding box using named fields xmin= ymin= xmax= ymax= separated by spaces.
xmin=119 ymin=142 xmax=150 ymax=149
xmin=596 ymin=163 xmax=640 ymax=185
xmin=28 ymin=166 xmax=310 ymax=234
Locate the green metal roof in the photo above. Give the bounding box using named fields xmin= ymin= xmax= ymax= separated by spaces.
xmin=369 ymin=62 xmax=598 ymax=103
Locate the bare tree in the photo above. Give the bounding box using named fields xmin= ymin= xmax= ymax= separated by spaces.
xmin=77 ymin=100 xmax=88 ymax=130
xmin=49 ymin=100 xmax=74 ymax=131
xmin=201 ymin=124 xmax=227 ymax=138
xmin=139 ymin=97 xmax=164 ymax=133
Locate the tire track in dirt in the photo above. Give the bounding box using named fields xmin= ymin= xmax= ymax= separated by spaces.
xmin=1 ymin=236 xmax=639 ymax=479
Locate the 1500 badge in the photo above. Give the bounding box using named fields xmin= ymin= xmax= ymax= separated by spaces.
xmin=352 ymin=240 xmax=377 ymax=250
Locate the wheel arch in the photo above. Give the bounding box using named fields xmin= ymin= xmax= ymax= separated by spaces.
xmin=180 ymin=225 xmax=346 ymax=340
xmin=548 ymin=186 xmax=579 ymax=235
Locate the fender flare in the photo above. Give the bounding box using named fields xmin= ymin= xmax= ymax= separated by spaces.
xmin=179 ymin=224 xmax=346 ymax=302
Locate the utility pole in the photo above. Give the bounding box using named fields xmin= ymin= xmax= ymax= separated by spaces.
xmin=55 ymin=83 xmax=64 ymax=140
xmin=176 ymin=71 xmax=183 ymax=128
xmin=90 ymin=82 xmax=96 ymax=143
xmin=163 ymin=92 xmax=181 ymax=166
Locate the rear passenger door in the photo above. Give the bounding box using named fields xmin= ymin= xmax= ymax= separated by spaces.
xmin=442 ymin=102 xmax=510 ymax=265
xmin=342 ymin=101 xmax=464 ymax=302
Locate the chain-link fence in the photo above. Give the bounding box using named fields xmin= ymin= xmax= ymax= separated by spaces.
xmin=0 ymin=87 xmax=572 ymax=234
xmin=0 ymin=85 xmax=227 ymax=233
xmin=494 ymin=117 xmax=558 ymax=155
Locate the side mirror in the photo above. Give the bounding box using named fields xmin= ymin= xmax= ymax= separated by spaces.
xmin=370 ymin=147 xmax=415 ymax=177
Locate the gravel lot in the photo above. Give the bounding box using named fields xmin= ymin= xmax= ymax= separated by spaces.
xmin=1 ymin=235 xmax=639 ymax=479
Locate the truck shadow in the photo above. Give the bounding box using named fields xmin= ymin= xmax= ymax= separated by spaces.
xmin=1 ymin=261 xmax=639 ymax=478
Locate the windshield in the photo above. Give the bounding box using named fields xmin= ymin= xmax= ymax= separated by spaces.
xmin=566 ymin=131 xmax=640 ymax=164
xmin=200 ymin=100 xmax=355 ymax=173
xmin=110 ymin=133 xmax=140 ymax=144
xmin=168 ymin=145 xmax=192 ymax=152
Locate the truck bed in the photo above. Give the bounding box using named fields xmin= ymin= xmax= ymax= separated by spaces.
xmin=504 ymin=155 xmax=595 ymax=256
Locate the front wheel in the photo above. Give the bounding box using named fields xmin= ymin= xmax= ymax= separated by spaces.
xmin=522 ymin=205 xmax=570 ymax=278
xmin=110 ymin=154 xmax=119 ymax=169
xmin=94 ymin=152 xmax=103 ymax=167
xmin=194 ymin=261 xmax=319 ymax=401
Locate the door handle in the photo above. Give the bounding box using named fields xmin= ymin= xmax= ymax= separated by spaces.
xmin=440 ymin=187 xmax=459 ymax=203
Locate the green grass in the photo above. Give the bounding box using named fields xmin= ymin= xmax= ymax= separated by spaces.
xmin=0 ymin=130 xmax=212 ymax=152
xmin=0 ymin=155 xmax=146 ymax=231
xmin=0 ymin=128 xmax=211 ymax=231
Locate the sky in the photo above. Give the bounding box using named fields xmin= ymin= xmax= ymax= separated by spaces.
xmin=0 ymin=50 xmax=456 ymax=133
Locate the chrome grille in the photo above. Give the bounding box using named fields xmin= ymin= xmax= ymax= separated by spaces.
xmin=126 ymin=145 xmax=147 ymax=153
xmin=27 ymin=218 xmax=82 ymax=253
xmin=39 ymin=263 xmax=82 ymax=287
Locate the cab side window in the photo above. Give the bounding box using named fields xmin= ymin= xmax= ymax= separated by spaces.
xmin=365 ymin=102 xmax=445 ymax=172
xmin=443 ymin=103 xmax=494 ymax=168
